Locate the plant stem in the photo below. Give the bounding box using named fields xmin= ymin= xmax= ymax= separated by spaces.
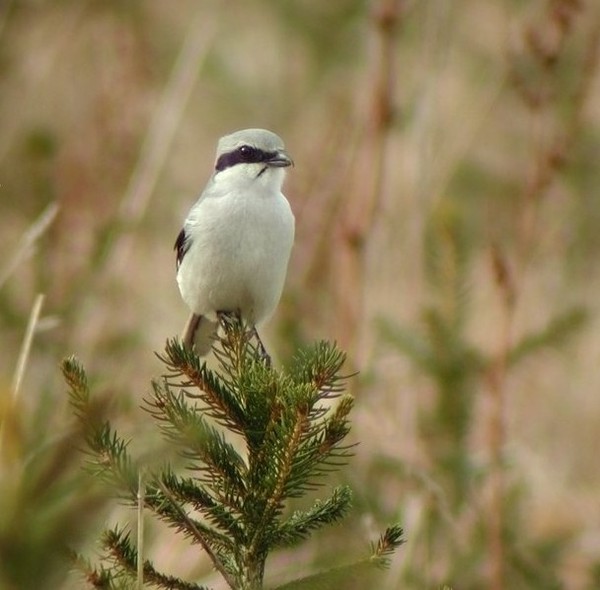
xmin=336 ymin=0 xmax=402 ymax=359
xmin=137 ymin=470 xmax=145 ymax=590
xmin=485 ymin=246 xmax=516 ymax=590
xmin=0 ymin=293 xmax=45 ymax=460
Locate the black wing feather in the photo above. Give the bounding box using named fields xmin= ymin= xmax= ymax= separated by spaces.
xmin=174 ymin=228 xmax=191 ymax=269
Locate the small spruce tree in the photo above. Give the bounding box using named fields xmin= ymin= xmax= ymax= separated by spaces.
xmin=63 ymin=313 xmax=403 ymax=589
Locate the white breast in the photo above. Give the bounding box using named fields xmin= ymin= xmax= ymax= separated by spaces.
xmin=177 ymin=179 xmax=295 ymax=324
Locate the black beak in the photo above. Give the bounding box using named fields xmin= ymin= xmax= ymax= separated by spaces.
xmin=266 ymin=150 xmax=294 ymax=168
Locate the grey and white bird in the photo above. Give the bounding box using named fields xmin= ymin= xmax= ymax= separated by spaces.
xmin=175 ymin=128 xmax=295 ymax=355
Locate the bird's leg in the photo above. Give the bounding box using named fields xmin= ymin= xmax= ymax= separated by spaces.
xmin=216 ymin=311 xmax=271 ymax=367
xmin=251 ymin=326 xmax=271 ymax=368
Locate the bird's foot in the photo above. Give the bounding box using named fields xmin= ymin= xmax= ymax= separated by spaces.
xmin=216 ymin=310 xmax=271 ymax=367
xmin=251 ymin=325 xmax=272 ymax=368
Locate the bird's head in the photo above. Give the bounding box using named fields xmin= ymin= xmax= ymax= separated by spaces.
xmin=213 ymin=128 xmax=293 ymax=189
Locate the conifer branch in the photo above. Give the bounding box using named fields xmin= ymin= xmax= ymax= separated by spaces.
xmin=144 ymin=384 xmax=247 ymax=497
xmin=157 ymin=340 xmax=246 ymax=434
xmin=284 ymin=398 xmax=355 ymax=496
xmin=507 ymin=306 xmax=588 ymax=367
xmin=213 ymin=311 xmax=260 ymax=377
xmin=287 ymin=342 xmax=350 ymax=401
xmin=63 ymin=357 xmax=138 ymax=497
xmin=159 ymin=470 xmax=245 ymax=541
xmin=370 ymin=524 xmax=405 ymax=568
xmin=271 ymin=486 xmax=353 ymax=547
xmin=62 ymin=355 xmax=91 ymax=415
xmin=155 ymin=481 xmax=237 ymax=589
xmin=70 ymin=551 xmax=115 ymax=589
xmin=64 ymin=317 xmax=403 ymax=589
xmin=248 ymin=404 xmax=308 ymax=557
xmin=103 ymin=528 xmax=211 ymax=590
xmin=271 ymin=524 xmax=404 ymax=589
xmin=145 ymin=482 xmax=236 ymax=557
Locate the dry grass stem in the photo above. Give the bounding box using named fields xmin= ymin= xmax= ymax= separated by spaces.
xmin=137 ymin=470 xmax=145 ymax=590
xmin=110 ymin=14 xmax=216 ymax=272
xmin=10 ymin=293 xmax=45 ymax=400
xmin=0 ymin=202 xmax=59 ymax=291
xmin=0 ymin=293 xmax=45 ymax=459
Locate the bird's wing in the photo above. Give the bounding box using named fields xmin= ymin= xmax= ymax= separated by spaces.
xmin=175 ymin=179 xmax=219 ymax=269
xmin=174 ymin=227 xmax=191 ymax=269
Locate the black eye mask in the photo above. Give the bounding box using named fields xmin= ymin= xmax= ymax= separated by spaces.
xmin=215 ymin=145 xmax=277 ymax=172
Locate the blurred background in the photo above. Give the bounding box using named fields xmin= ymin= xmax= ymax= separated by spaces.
xmin=1 ymin=0 xmax=600 ymax=588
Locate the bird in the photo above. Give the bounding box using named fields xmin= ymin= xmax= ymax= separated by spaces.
xmin=175 ymin=128 xmax=295 ymax=356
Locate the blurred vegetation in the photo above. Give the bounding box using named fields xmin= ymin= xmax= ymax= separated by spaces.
xmin=1 ymin=0 xmax=600 ymax=589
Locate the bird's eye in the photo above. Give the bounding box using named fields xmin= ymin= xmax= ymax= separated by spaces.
xmin=238 ymin=145 xmax=256 ymax=161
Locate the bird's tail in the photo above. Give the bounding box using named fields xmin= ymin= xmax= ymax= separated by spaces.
xmin=182 ymin=313 xmax=218 ymax=356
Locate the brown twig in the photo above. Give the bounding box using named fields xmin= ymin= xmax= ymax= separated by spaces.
xmin=484 ymin=245 xmax=516 ymax=590
xmin=335 ymin=0 xmax=404 ymax=359
xmin=484 ymin=6 xmax=598 ymax=588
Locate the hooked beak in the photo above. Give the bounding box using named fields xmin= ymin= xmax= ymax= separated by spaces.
xmin=266 ymin=150 xmax=294 ymax=168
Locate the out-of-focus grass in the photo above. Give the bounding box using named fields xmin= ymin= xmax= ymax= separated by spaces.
xmin=1 ymin=0 xmax=600 ymax=588
xmin=0 ymin=377 xmax=111 ymax=590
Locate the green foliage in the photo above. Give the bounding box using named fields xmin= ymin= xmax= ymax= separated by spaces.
xmin=371 ymin=524 xmax=405 ymax=569
xmin=64 ymin=354 xmax=139 ymax=497
xmin=507 ymin=306 xmax=588 ymax=367
xmin=272 ymin=525 xmax=404 ymax=590
xmin=380 ymin=205 xmax=482 ymax=505
xmin=0 ymin=385 xmax=108 ymax=590
xmin=100 ymin=527 xmax=210 ymax=590
xmin=62 ymin=317 xmax=401 ymax=589
xmin=378 ymin=197 xmax=588 ymax=588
